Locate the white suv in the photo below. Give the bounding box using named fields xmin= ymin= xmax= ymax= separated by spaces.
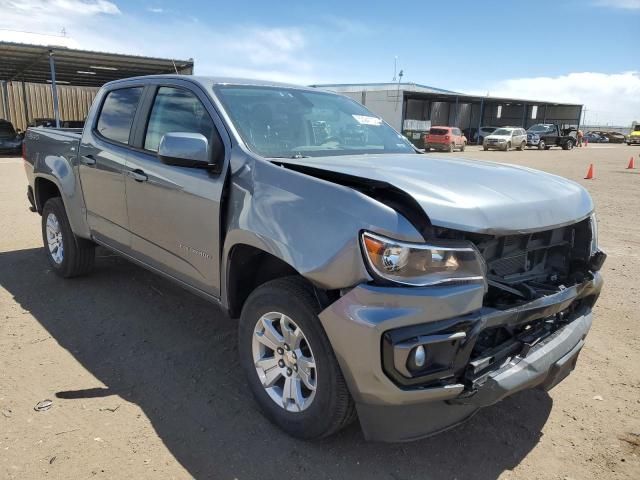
xmin=484 ymin=127 xmax=527 ymax=151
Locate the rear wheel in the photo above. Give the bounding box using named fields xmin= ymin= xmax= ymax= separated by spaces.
xmin=41 ymin=197 xmax=95 ymax=278
xmin=238 ymin=277 xmax=355 ymax=439
xmin=517 ymin=141 xmax=526 ymax=151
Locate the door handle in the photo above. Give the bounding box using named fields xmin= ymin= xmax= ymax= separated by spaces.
xmin=128 ymin=169 xmax=148 ymax=182
xmin=81 ymin=154 xmax=96 ymax=166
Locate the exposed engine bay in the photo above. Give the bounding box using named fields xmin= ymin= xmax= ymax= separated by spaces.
xmin=435 ymin=217 xmax=598 ymax=309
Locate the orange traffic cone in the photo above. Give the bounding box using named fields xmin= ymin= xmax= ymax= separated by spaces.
xmin=584 ymin=164 xmax=595 ymax=180
xmin=627 ymin=156 xmax=635 ymax=169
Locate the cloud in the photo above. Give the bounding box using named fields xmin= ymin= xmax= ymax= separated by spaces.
xmin=147 ymin=6 xmax=164 ymax=13
xmin=475 ymin=71 xmax=640 ymax=125
xmin=593 ymin=0 xmax=640 ymax=9
xmin=0 ymin=0 xmax=120 ymax=16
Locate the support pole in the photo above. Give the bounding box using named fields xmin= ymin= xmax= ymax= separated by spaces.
xmin=522 ymin=103 xmax=527 ymax=128
xmin=477 ymin=97 xmax=485 ymax=145
xmin=21 ymin=78 xmax=30 ymax=130
xmin=49 ymin=51 xmax=60 ymax=128
xmin=1 ymin=81 xmax=9 ymax=121
xmin=454 ymin=96 xmax=459 ymax=126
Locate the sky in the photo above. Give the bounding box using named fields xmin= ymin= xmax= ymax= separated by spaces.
xmin=0 ymin=0 xmax=637 ymax=125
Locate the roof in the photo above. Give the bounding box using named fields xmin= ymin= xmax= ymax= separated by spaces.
xmin=314 ymin=82 xmax=582 ymax=107
xmin=312 ymin=82 xmax=460 ymax=95
xmin=0 ymin=41 xmax=193 ymax=87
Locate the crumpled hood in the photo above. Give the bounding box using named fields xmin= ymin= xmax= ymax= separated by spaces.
xmin=280 ymin=154 xmax=593 ymax=234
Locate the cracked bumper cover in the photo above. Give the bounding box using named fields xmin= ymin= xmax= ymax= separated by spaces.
xmin=318 ymin=272 xmax=602 ymax=442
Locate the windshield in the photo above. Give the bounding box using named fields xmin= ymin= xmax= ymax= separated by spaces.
xmin=528 ymin=124 xmax=554 ymax=133
xmin=634 ymin=125 xmax=640 ymax=132
xmin=492 ymin=129 xmax=513 ymax=136
xmin=214 ymin=85 xmax=414 ymax=158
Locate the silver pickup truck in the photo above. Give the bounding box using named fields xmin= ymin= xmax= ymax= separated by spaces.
xmin=22 ymin=75 xmax=605 ymax=442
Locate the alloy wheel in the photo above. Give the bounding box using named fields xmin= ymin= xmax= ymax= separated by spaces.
xmin=252 ymin=312 xmax=317 ymax=412
xmin=45 ymin=213 xmax=64 ymax=264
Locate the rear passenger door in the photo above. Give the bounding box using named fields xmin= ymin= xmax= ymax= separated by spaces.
xmin=124 ymin=81 xmax=228 ymax=297
xmin=79 ymin=85 xmax=144 ymax=250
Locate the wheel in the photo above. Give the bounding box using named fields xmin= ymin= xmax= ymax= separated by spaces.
xmin=41 ymin=197 xmax=95 ymax=278
xmin=483 ymin=145 xmax=488 ymax=151
xmin=448 ymin=142 xmax=455 ymax=153
xmin=563 ymin=140 xmax=574 ymax=150
xmin=238 ymin=277 xmax=355 ymax=439
xmin=544 ymin=146 xmax=551 ymax=150
xmin=517 ymin=141 xmax=526 ymax=151
xmin=504 ymin=142 xmax=511 ymax=151
xmin=538 ymin=140 xmax=546 ymax=150
xmin=460 ymin=142 xmax=466 ymax=152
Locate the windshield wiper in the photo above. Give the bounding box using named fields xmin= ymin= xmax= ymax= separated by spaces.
xmin=269 ymin=154 xmax=310 ymax=159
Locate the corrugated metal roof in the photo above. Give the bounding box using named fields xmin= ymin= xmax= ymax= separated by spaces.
xmin=312 ymin=82 xmax=460 ymax=95
xmin=0 ymin=41 xmax=193 ymax=87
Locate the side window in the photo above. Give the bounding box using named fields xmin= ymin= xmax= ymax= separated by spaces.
xmin=96 ymin=87 xmax=143 ymax=144
xmin=144 ymin=86 xmax=216 ymax=152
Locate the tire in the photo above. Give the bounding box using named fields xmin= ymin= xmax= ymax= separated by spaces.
xmin=544 ymin=146 xmax=551 ymax=150
xmin=41 ymin=197 xmax=95 ymax=278
xmin=538 ymin=140 xmax=546 ymax=150
xmin=448 ymin=142 xmax=455 ymax=153
xmin=517 ymin=141 xmax=526 ymax=151
xmin=483 ymin=145 xmax=488 ymax=151
xmin=504 ymin=142 xmax=511 ymax=152
xmin=238 ymin=276 xmax=356 ymax=439
xmin=563 ymin=140 xmax=574 ymax=150
xmin=460 ymin=142 xmax=466 ymax=152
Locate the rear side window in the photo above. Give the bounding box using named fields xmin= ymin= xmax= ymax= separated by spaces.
xmin=144 ymin=86 xmax=216 ymax=152
xmin=96 ymin=87 xmax=143 ymax=144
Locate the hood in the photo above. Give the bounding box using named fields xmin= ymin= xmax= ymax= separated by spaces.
xmin=279 ymin=154 xmax=593 ymax=235
xmin=485 ymin=134 xmax=510 ymax=141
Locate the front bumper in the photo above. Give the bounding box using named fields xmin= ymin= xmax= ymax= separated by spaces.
xmin=319 ymin=272 xmax=602 ymax=442
xmin=628 ymin=137 xmax=640 ymax=144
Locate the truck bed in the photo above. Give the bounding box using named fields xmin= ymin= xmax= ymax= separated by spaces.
xmin=23 ymin=127 xmax=82 ymax=168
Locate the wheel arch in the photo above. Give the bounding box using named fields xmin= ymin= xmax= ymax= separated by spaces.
xmin=34 ymin=176 xmax=62 ymax=213
xmin=224 ymin=240 xmax=312 ymax=318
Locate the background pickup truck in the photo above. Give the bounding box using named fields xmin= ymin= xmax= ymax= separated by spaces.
xmin=23 ymin=75 xmax=605 ymax=442
xmin=526 ymin=123 xmax=577 ymax=150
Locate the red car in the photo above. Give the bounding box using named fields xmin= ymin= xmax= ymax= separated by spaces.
xmin=423 ymin=126 xmax=467 ymax=152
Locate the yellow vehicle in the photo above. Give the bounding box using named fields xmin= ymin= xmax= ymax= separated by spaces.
xmin=628 ymin=123 xmax=640 ymax=145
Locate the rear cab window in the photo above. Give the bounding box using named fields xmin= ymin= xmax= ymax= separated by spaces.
xmin=95 ymin=87 xmax=143 ymax=144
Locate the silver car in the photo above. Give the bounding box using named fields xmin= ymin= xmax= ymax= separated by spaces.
xmin=484 ymin=127 xmax=528 ymax=151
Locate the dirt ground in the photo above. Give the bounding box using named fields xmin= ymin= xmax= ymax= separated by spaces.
xmin=1 ymin=144 xmax=639 ymax=480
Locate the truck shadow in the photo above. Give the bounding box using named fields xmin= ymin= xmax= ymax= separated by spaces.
xmin=0 ymin=247 xmax=552 ymax=480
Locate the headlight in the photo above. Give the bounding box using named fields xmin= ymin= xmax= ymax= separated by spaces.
xmin=590 ymin=212 xmax=598 ymax=254
xmin=360 ymin=231 xmax=486 ymax=287
xmin=498 ymin=139 xmax=506 ymax=143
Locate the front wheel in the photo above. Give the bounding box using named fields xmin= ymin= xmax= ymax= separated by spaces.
xmin=563 ymin=140 xmax=574 ymax=150
xmin=538 ymin=140 xmax=546 ymax=150
xmin=460 ymin=142 xmax=466 ymax=152
xmin=504 ymin=142 xmax=511 ymax=151
xmin=238 ymin=277 xmax=355 ymax=439
xmin=41 ymin=197 xmax=95 ymax=278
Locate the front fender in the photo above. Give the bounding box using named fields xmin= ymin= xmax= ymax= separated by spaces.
xmin=221 ymin=156 xmax=424 ymax=301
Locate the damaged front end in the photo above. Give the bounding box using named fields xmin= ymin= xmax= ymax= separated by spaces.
xmin=381 ymin=214 xmax=605 ymax=399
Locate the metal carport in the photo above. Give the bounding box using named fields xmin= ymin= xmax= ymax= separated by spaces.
xmin=0 ymin=41 xmax=193 ymax=128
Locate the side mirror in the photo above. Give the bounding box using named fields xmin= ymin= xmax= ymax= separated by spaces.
xmin=158 ymin=132 xmax=217 ymax=169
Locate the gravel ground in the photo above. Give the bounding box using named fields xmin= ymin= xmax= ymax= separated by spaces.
xmin=1 ymin=144 xmax=639 ymax=480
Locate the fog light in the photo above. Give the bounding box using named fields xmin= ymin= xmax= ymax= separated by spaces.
xmin=414 ymin=345 xmax=426 ymax=368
